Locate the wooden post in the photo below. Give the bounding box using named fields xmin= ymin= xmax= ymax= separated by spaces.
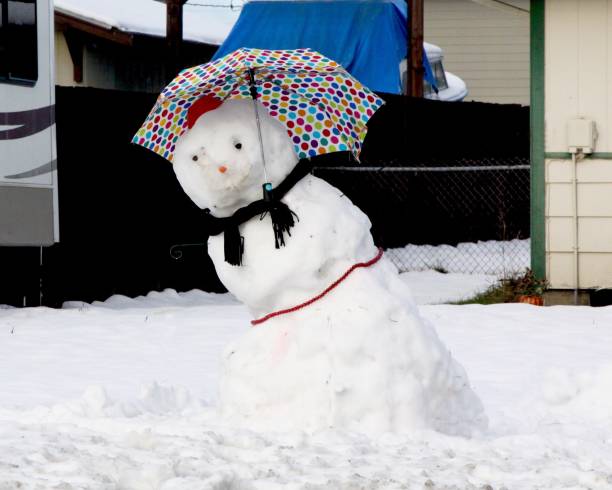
xmin=166 ymin=0 xmax=186 ymax=78
xmin=406 ymin=0 xmax=424 ymax=97
xmin=64 ymin=30 xmax=84 ymax=83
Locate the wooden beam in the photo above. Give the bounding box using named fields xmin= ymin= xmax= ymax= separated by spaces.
xmin=64 ymin=30 xmax=84 ymax=83
xmin=406 ymin=0 xmax=424 ymax=97
xmin=55 ymin=11 xmax=134 ymax=47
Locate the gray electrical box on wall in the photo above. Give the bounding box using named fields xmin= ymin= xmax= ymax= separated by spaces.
xmin=567 ymin=118 xmax=597 ymax=154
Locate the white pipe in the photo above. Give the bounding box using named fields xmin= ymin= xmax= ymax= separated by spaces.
xmin=572 ymin=152 xmax=580 ymax=305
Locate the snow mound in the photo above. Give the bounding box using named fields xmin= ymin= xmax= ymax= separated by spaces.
xmin=49 ymin=383 xmax=202 ymax=419
xmin=133 ymin=382 xmax=200 ymax=416
xmin=63 ymin=288 xmax=238 ymax=310
xmin=387 ymin=238 xmax=530 ymax=276
xmin=540 ymin=364 xmax=612 ymax=422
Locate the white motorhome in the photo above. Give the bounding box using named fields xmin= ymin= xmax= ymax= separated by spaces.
xmin=401 ymin=42 xmax=469 ymax=102
xmin=0 ymin=0 xmax=58 ymax=246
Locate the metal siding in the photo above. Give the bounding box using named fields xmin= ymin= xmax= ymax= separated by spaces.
xmin=545 ymin=0 xmax=611 ymax=153
xmin=579 ymin=253 xmax=612 ymax=288
xmin=545 ymin=0 xmax=579 ymax=153
xmin=546 ymin=217 xmax=573 ymax=253
xmin=577 ymin=1 xmax=609 ymax=153
xmin=547 ymin=252 xmax=574 ymax=288
xmin=545 ymin=0 xmax=612 ymax=289
xmin=425 ymin=0 xmax=530 ymax=105
xmin=0 ymin=186 xmax=54 ymax=245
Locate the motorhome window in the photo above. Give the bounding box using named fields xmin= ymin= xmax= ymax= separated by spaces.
xmin=423 ymin=61 xmax=448 ymax=96
xmin=423 ymin=81 xmax=433 ymax=96
xmin=431 ymin=61 xmax=448 ymax=91
xmin=0 ymin=0 xmax=38 ymax=84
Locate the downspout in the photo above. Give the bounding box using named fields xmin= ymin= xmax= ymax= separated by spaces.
xmin=571 ymin=151 xmax=580 ymax=304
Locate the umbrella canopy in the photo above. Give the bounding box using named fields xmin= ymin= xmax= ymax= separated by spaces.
xmin=133 ymin=47 xmax=384 ymax=162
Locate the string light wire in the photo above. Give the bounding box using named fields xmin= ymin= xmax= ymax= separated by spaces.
xmin=185 ymin=1 xmax=243 ymax=9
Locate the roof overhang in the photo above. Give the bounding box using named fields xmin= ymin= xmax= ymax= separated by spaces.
xmin=55 ymin=10 xmax=134 ymax=46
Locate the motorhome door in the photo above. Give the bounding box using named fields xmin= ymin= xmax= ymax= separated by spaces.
xmin=0 ymin=0 xmax=58 ymax=246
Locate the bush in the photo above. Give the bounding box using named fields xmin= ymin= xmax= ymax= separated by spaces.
xmin=455 ymin=269 xmax=548 ymax=305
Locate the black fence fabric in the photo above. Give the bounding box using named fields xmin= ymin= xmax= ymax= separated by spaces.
xmin=313 ymin=164 xmax=530 ymax=274
xmin=0 ymin=88 xmax=529 ymax=307
xmin=312 ymin=94 xmax=530 ymax=273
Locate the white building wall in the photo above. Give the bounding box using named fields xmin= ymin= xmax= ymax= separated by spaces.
xmin=545 ymin=0 xmax=612 ymax=289
xmin=54 ymin=31 xmax=80 ymax=88
xmin=54 ymin=30 xmax=168 ymax=93
xmin=55 ymin=29 xmax=128 ymax=90
xmin=424 ymin=0 xmax=530 ymax=105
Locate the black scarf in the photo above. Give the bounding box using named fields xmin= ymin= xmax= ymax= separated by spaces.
xmin=203 ymin=159 xmax=313 ymax=266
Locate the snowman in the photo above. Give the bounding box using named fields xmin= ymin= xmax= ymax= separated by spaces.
xmin=172 ymin=98 xmax=486 ymax=436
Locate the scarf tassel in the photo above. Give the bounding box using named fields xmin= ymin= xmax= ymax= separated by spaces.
xmin=224 ymin=224 xmax=244 ymax=266
xmin=222 ymin=201 xmax=298 ymax=265
xmin=269 ymin=201 xmax=298 ymax=249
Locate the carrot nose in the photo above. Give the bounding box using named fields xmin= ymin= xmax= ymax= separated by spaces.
xmin=218 ymin=165 xmax=227 ymax=174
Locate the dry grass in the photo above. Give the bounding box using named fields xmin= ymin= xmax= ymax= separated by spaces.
xmin=453 ymin=269 xmax=547 ymax=305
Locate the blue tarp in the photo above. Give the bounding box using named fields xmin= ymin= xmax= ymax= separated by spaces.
xmin=213 ymin=0 xmax=435 ymax=94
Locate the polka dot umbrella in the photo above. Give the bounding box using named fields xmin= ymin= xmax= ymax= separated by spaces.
xmin=132 ymin=47 xmax=384 ymax=163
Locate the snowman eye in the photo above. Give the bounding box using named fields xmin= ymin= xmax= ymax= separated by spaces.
xmin=192 ymin=155 xmax=198 ymax=162
xmin=234 ymin=142 xmax=242 ymax=150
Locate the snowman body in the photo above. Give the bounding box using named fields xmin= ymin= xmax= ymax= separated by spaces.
xmin=173 ymin=99 xmax=486 ymax=435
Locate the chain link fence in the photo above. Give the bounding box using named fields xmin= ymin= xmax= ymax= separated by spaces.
xmin=313 ymin=155 xmax=530 ymax=277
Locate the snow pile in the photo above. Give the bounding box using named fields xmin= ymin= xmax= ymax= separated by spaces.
xmin=171 ymin=99 xmax=486 ymax=435
xmin=55 ymin=0 xmax=243 ymax=46
xmin=539 ymin=364 xmax=612 ymax=423
xmin=46 ymin=383 xmax=201 ymax=420
xmin=387 ymin=238 xmax=530 ymax=275
xmin=64 ymin=288 xmax=238 ymax=310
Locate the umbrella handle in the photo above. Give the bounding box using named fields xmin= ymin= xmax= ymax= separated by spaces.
xmin=248 ymin=68 xmax=258 ymax=100
xmin=248 ymin=68 xmax=271 ymax=188
xmin=169 ymin=242 xmax=206 ymax=260
xmin=262 ymin=182 xmax=273 ymax=202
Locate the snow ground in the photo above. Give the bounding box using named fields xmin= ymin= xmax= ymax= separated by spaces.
xmin=398 ymin=270 xmax=498 ymax=305
xmin=1 ymin=287 xmax=612 ymax=489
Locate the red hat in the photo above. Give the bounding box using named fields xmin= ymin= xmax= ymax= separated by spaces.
xmin=186 ymin=95 xmax=223 ymax=129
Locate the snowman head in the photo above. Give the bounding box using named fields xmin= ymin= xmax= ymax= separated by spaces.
xmin=173 ymin=98 xmax=298 ymax=217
